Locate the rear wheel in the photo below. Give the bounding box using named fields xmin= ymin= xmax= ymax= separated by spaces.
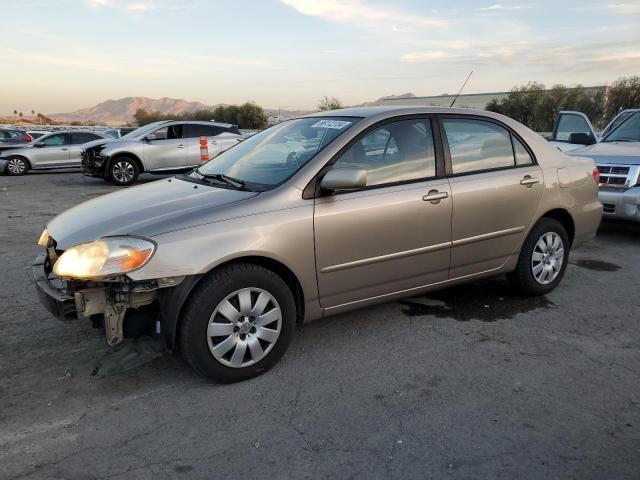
xmin=109 ymin=156 xmax=139 ymax=186
xmin=507 ymin=218 xmax=569 ymax=295
xmin=179 ymin=263 xmax=295 ymax=383
xmin=6 ymin=157 xmax=29 ymax=176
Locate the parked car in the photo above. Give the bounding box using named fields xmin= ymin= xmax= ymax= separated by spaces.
xmin=32 ymin=107 xmax=601 ymax=382
xmin=81 ymin=120 xmax=244 ymax=185
xmin=549 ymin=109 xmax=639 ymax=152
xmin=0 ymin=128 xmax=32 ymax=145
xmin=566 ymin=110 xmax=640 ymax=221
xmin=0 ymin=130 xmax=111 ymax=175
xmin=26 ymin=130 xmax=51 ymax=140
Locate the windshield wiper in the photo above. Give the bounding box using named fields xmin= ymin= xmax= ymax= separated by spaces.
xmin=197 ymin=171 xmax=246 ymax=189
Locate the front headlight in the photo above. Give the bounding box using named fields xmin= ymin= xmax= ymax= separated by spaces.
xmin=37 ymin=228 xmax=50 ymax=247
xmin=53 ymin=236 xmax=156 ymax=279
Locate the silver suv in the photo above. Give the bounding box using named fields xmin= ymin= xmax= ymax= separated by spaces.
xmin=0 ymin=130 xmax=111 ymax=175
xmin=82 ymin=120 xmax=244 ymax=185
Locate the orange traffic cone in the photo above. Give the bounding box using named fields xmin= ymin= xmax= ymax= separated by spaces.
xmin=199 ymin=136 xmax=208 ymax=162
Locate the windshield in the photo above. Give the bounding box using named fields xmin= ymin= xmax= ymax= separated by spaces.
xmin=195 ymin=116 xmax=360 ymax=188
xmin=603 ymin=111 xmax=640 ymax=142
xmin=121 ymin=121 xmax=166 ymax=140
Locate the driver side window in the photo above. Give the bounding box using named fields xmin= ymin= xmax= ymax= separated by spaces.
xmin=332 ymin=119 xmax=436 ymax=187
xmin=150 ymin=125 xmax=183 ymax=141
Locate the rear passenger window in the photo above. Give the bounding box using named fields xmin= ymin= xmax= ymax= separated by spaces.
xmin=333 ymin=119 xmax=436 ymax=187
xmin=443 ymin=119 xmax=514 ymax=174
xmin=184 ymin=124 xmax=222 ymax=138
xmin=71 ymin=132 xmax=102 ymax=144
xmin=513 ymin=137 xmax=533 ymax=166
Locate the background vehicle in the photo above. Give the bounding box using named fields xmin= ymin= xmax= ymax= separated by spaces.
xmin=33 ymin=107 xmax=601 ymax=383
xmin=0 ymin=128 xmax=32 ymax=145
xmin=567 ymin=110 xmax=640 ymax=221
xmin=26 ymin=130 xmax=50 ymax=140
xmin=0 ymin=130 xmax=111 ymax=176
xmin=82 ymin=120 xmax=244 ymax=185
xmin=549 ymin=109 xmax=639 ymax=152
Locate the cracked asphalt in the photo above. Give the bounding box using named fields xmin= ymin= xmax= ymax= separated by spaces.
xmin=1 ymin=170 xmax=639 ymax=479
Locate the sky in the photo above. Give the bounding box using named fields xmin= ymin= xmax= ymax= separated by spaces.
xmin=0 ymin=0 xmax=638 ymax=114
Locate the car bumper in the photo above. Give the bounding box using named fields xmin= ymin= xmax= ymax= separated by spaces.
xmin=82 ymin=152 xmax=107 ymax=177
xmin=598 ymin=187 xmax=640 ymax=222
xmin=0 ymin=158 xmax=7 ymax=173
xmin=31 ymin=254 xmax=77 ymax=322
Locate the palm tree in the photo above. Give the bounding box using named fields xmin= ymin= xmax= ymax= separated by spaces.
xmin=19 ymin=112 xmax=23 ymax=119
xmin=13 ymin=109 xmax=17 ymax=116
xmin=31 ymin=110 xmax=35 ymax=116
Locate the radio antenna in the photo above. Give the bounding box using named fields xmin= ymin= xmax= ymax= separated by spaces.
xmin=449 ymin=70 xmax=474 ymax=108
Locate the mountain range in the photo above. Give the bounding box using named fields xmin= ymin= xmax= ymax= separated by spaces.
xmin=50 ymin=93 xmax=418 ymax=125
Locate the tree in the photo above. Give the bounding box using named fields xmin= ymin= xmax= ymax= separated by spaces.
xmin=317 ymin=96 xmax=343 ymax=111
xmin=13 ymin=109 xmax=17 ymax=116
xmin=31 ymin=110 xmax=35 ymax=116
xmin=19 ymin=112 xmax=23 ymax=119
xmin=603 ymin=76 xmax=640 ymax=124
xmin=133 ymin=103 xmax=268 ymax=129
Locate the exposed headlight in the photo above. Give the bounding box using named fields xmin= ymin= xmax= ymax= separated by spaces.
xmin=53 ymin=236 xmax=156 ymax=279
xmin=37 ymin=228 xmax=50 ymax=247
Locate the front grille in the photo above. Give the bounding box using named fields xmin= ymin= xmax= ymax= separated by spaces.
xmin=597 ymin=165 xmax=631 ymax=189
xmin=602 ymin=203 xmax=616 ymax=214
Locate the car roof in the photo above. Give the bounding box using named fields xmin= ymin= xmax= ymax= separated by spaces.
xmin=160 ymin=120 xmax=237 ymax=128
xmin=303 ymin=105 xmax=501 ymax=119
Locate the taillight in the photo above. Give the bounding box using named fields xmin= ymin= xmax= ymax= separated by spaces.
xmin=592 ymin=167 xmax=600 ymax=185
xmin=23 ymin=133 xmax=32 ymax=142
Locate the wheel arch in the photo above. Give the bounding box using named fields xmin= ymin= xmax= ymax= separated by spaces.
xmin=159 ymin=255 xmax=306 ymax=351
xmin=539 ymin=208 xmax=575 ymax=245
xmin=107 ymin=152 xmax=144 ymax=176
xmin=6 ymin=154 xmax=31 ymax=170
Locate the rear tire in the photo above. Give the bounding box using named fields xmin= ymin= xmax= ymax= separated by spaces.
xmin=109 ymin=156 xmax=139 ymax=186
xmin=179 ymin=263 xmax=295 ymax=383
xmin=507 ymin=218 xmax=569 ymax=295
xmin=5 ymin=157 xmax=29 ymax=176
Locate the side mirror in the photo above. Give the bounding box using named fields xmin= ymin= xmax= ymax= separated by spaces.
xmin=320 ymin=168 xmax=367 ymax=192
xmin=568 ymin=132 xmax=596 ymax=145
xmin=33 ymin=143 xmax=45 ymax=148
xmin=145 ymin=134 xmax=156 ymax=142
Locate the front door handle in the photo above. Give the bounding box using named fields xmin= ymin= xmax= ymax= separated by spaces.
xmin=177 ymin=144 xmax=185 ymax=148
xmin=520 ymin=176 xmax=540 ymax=187
xmin=61 ymin=147 xmax=69 ymax=151
xmin=422 ymin=190 xmax=448 ymax=204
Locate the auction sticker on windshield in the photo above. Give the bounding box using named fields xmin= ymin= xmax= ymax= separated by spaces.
xmin=311 ymin=120 xmax=352 ymax=129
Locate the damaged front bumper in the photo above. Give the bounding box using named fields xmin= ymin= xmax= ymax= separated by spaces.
xmin=31 ymin=254 xmax=178 ymax=346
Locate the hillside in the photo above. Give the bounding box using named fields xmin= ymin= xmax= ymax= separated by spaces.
xmin=51 ymin=97 xmax=311 ymax=125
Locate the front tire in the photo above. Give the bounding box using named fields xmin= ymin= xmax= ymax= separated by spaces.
xmin=507 ymin=218 xmax=569 ymax=295
xmin=109 ymin=156 xmax=139 ymax=186
xmin=5 ymin=157 xmax=29 ymax=176
xmin=179 ymin=263 xmax=296 ymax=383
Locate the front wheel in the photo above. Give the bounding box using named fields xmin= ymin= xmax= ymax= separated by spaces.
xmin=179 ymin=263 xmax=296 ymax=383
xmin=5 ymin=157 xmax=29 ymax=176
xmin=507 ymin=218 xmax=570 ymax=295
xmin=109 ymin=157 xmax=139 ymax=186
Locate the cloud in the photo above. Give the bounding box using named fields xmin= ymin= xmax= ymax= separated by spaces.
xmin=126 ymin=3 xmax=152 ymax=11
xmin=401 ymin=51 xmax=454 ymax=63
xmin=607 ymin=3 xmax=640 ymax=14
xmin=475 ymin=4 xmax=531 ymax=12
xmin=280 ymin=0 xmax=446 ymax=29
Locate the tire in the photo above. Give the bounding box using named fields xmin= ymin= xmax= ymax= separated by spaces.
xmin=5 ymin=157 xmax=29 ymax=176
xmin=179 ymin=263 xmax=296 ymax=383
xmin=507 ymin=218 xmax=570 ymax=295
xmin=109 ymin=156 xmax=139 ymax=186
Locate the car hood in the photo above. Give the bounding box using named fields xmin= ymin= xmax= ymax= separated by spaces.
xmin=83 ymin=138 xmax=119 ymax=150
xmin=568 ymin=141 xmax=640 ymax=165
xmin=46 ymin=176 xmax=259 ymax=249
xmin=0 ymin=143 xmax=31 ymax=154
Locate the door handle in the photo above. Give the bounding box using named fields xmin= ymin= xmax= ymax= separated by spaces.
xmin=177 ymin=144 xmax=185 ymax=148
xmin=520 ymin=176 xmax=540 ymax=187
xmin=422 ymin=190 xmax=448 ymax=203
xmin=61 ymin=148 xmax=69 ymax=151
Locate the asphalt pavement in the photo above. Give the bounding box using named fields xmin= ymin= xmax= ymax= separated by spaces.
xmin=1 ymin=170 xmax=639 ymax=479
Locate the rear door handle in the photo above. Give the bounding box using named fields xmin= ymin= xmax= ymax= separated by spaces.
xmin=61 ymin=147 xmax=69 ymax=151
xmin=422 ymin=190 xmax=448 ymax=203
xmin=177 ymin=144 xmax=185 ymax=148
xmin=520 ymin=176 xmax=540 ymax=187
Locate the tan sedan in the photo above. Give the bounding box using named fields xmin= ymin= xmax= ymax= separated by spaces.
xmin=33 ymin=107 xmax=602 ymax=382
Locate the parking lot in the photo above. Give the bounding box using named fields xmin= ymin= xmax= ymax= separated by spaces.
xmin=1 ymin=170 xmax=639 ymax=479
